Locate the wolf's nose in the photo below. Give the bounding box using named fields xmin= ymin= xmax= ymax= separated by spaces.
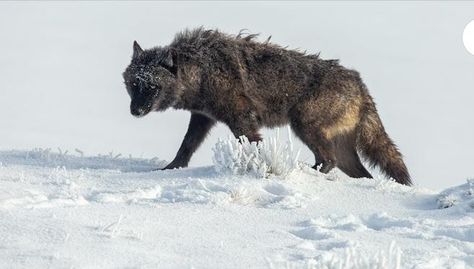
xmin=131 ymin=107 xmax=145 ymax=117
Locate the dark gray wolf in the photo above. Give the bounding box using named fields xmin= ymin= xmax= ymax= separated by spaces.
xmin=122 ymin=27 xmax=411 ymax=185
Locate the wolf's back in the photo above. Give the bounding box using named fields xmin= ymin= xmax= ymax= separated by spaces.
xmin=356 ymin=96 xmax=412 ymax=185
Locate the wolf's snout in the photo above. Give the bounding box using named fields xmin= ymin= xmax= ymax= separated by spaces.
xmin=131 ymin=106 xmax=146 ymax=117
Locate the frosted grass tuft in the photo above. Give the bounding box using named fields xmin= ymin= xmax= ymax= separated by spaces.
xmin=212 ymin=128 xmax=300 ymax=178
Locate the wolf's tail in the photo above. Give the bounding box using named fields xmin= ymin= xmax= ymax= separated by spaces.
xmin=356 ymin=97 xmax=412 ymax=186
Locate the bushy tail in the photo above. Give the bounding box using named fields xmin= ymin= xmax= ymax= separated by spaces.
xmin=356 ymin=99 xmax=412 ymax=186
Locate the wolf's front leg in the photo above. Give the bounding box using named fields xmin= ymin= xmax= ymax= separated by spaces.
xmin=162 ymin=113 xmax=216 ymax=170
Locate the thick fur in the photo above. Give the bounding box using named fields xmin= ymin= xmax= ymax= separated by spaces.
xmin=122 ymin=27 xmax=412 ymax=185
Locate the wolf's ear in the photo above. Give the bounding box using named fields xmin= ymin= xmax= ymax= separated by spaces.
xmin=133 ymin=40 xmax=143 ymax=58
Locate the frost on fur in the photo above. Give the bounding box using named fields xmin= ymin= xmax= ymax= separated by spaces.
xmin=212 ymin=129 xmax=300 ymax=178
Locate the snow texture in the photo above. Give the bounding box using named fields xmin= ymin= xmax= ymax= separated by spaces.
xmin=0 ymin=138 xmax=473 ymax=268
xmin=437 ymin=179 xmax=474 ymax=213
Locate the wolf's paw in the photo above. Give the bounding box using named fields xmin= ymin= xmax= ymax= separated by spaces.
xmin=313 ymin=160 xmax=336 ymax=174
xmin=160 ymin=161 xmax=187 ymax=171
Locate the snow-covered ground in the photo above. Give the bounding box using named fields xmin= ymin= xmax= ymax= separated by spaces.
xmin=1 ymin=145 xmax=473 ymax=268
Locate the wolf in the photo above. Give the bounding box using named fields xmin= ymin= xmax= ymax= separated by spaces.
xmin=122 ymin=27 xmax=412 ymax=185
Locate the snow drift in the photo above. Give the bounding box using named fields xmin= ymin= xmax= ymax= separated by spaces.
xmin=0 ymin=137 xmax=473 ymax=268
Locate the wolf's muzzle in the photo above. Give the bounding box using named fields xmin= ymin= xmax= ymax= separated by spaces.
xmin=131 ymin=107 xmax=148 ymax=117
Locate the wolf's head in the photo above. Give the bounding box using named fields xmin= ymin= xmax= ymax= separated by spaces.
xmin=123 ymin=41 xmax=178 ymax=117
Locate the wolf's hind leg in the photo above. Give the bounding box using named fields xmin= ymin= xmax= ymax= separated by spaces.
xmin=337 ymin=151 xmax=372 ymax=179
xmin=333 ymin=133 xmax=372 ymax=178
xmin=290 ymin=120 xmax=337 ymax=174
xmin=163 ymin=113 xmax=216 ymax=170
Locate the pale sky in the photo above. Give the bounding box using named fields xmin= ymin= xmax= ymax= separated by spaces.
xmin=0 ymin=1 xmax=473 ymax=189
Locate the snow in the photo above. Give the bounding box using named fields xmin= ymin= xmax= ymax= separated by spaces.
xmin=1 ymin=142 xmax=473 ymax=268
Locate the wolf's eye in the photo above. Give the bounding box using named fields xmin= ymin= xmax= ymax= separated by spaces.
xmin=133 ymin=83 xmax=137 ymax=87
